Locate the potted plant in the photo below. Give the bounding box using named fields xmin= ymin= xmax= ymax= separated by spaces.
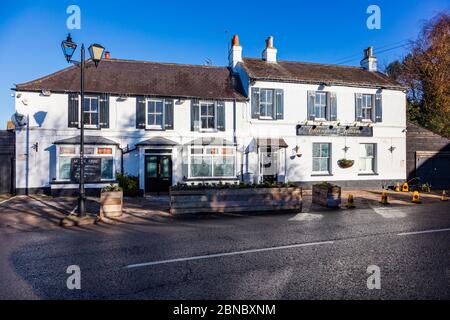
xmin=337 ymin=158 xmax=355 ymax=169
xmin=312 ymin=182 xmax=341 ymax=208
xmin=100 ymin=184 xmax=123 ymax=218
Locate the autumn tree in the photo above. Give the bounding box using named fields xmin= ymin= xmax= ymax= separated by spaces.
xmin=386 ymin=12 xmax=450 ymax=137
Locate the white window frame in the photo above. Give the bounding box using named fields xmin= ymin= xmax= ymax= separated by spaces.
xmin=145 ymin=98 xmax=165 ymax=130
xmin=312 ymin=143 xmax=331 ymax=174
xmin=259 ymin=88 xmax=275 ymax=120
xmin=361 ymin=94 xmax=374 ymax=122
xmin=314 ymin=92 xmax=328 ymax=120
xmin=198 ymin=101 xmax=217 ymax=131
xmin=82 ymin=96 xmax=100 ymax=128
xmin=56 ymin=145 xmax=116 ymax=182
xmin=359 ymin=143 xmax=377 ymax=174
xmin=188 ymin=146 xmax=236 ymax=179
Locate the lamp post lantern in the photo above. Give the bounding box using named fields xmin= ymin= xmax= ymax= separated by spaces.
xmin=61 ymin=33 xmax=105 ymax=217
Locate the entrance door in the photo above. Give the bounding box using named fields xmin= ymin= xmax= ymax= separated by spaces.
xmin=145 ymin=155 xmax=172 ymax=193
xmin=260 ymin=148 xmax=278 ymax=183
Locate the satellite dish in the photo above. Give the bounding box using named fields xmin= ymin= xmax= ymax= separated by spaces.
xmin=11 ymin=112 xmax=28 ymax=128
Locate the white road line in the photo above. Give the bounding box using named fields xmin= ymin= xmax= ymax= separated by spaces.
xmin=125 ymin=240 xmax=334 ymax=269
xmin=398 ymin=228 xmax=450 ymax=236
xmin=371 ymin=205 xmax=406 ymax=218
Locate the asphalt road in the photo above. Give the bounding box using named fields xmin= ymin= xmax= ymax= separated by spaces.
xmin=1 ymin=198 xmax=449 ymax=299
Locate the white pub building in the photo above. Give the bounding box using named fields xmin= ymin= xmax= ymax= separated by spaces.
xmin=13 ymin=35 xmax=407 ymax=196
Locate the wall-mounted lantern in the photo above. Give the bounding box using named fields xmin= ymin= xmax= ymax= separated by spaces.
xmin=294 ymin=146 xmax=302 ymax=158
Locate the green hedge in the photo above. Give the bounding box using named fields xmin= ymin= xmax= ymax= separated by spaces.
xmin=117 ymin=173 xmax=140 ymax=197
xmin=171 ymin=181 xmax=299 ymax=191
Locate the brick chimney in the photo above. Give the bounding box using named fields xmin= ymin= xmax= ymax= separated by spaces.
xmin=262 ymin=36 xmax=277 ymax=63
xmin=360 ymin=47 xmax=377 ymax=71
xmin=228 ymin=34 xmax=242 ymax=69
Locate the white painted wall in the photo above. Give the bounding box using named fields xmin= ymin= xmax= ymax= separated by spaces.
xmin=235 ymin=80 xmax=407 ymax=184
xmin=14 ymin=69 xmax=407 ymax=192
xmin=14 ymin=91 xmax=237 ymax=191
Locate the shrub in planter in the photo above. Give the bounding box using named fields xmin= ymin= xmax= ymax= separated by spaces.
xmin=117 ymin=173 xmax=140 ymax=197
xmin=170 ymin=181 xmax=298 ymax=191
xmin=312 ymin=182 xmax=341 ymax=208
xmin=100 ymin=184 xmax=123 ymax=218
xmin=170 ymin=181 xmax=302 ymax=215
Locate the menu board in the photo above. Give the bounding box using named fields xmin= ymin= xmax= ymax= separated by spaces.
xmin=70 ymin=158 xmax=102 ymax=183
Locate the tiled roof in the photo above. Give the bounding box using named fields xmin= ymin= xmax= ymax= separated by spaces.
xmin=16 ymin=59 xmax=246 ymax=101
xmin=241 ymin=58 xmax=405 ymax=90
xmin=136 ymin=137 xmax=179 ymax=146
xmin=53 ymin=135 xmax=119 ymax=145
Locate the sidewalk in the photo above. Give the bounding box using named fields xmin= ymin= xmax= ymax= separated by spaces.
xmin=0 ymin=190 xmax=446 ymax=232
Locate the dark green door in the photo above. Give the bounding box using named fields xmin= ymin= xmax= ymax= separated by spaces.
xmin=145 ymin=155 xmax=172 ymax=193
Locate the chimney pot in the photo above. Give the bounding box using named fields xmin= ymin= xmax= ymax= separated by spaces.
xmin=229 ymin=34 xmax=243 ymax=69
xmin=361 ymin=46 xmax=377 ymax=71
xmin=232 ymin=34 xmax=240 ymax=47
xmin=262 ymin=35 xmax=277 ymax=63
xmin=105 ymin=51 xmax=111 ymax=60
xmin=266 ymin=36 xmax=274 ymax=48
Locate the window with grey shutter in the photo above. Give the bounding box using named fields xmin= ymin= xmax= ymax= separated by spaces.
xmin=136 ymin=96 xmax=146 ymax=129
xmin=68 ymin=93 xmax=79 ymax=128
xmin=355 ymin=93 xmax=363 ymax=121
xmin=375 ymin=93 xmax=382 ymax=122
xmin=307 ymin=91 xmax=316 ymax=120
xmin=329 ymin=92 xmax=337 ymax=121
xmin=191 ymin=99 xmax=200 ymax=131
xmin=251 ymin=88 xmax=260 ymax=119
xmin=217 ymin=101 xmax=225 ymax=131
xmin=164 ymin=99 xmax=174 ymax=130
xmin=275 ymin=89 xmax=284 ymax=120
xmin=99 ymin=93 xmax=110 ymax=128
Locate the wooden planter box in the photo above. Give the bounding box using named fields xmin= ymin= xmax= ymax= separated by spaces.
xmin=170 ymin=187 xmax=302 ymax=215
xmin=312 ymin=184 xmax=341 ymax=208
xmin=100 ymin=191 xmax=123 ymax=218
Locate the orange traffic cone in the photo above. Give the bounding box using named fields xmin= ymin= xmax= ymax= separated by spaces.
xmin=412 ymin=191 xmax=421 ymax=204
xmin=346 ymin=194 xmax=355 ymax=209
xmin=380 ymin=191 xmax=389 ymax=205
xmin=441 ymin=190 xmax=448 ymax=202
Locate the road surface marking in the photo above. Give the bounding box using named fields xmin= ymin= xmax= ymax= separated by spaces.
xmin=125 ymin=240 xmax=334 ymax=269
xmin=289 ymin=212 xmax=323 ymax=221
xmin=371 ymin=205 xmax=406 ymax=218
xmin=398 ymin=228 xmax=450 ymax=236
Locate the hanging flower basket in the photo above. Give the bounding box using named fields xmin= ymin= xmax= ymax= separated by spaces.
xmin=337 ymin=159 xmax=355 ymax=169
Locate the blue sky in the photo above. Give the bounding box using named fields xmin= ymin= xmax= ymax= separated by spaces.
xmin=0 ymin=0 xmax=448 ymax=128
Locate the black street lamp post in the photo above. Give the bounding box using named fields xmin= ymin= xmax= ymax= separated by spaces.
xmin=61 ymin=34 xmax=105 ymax=217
